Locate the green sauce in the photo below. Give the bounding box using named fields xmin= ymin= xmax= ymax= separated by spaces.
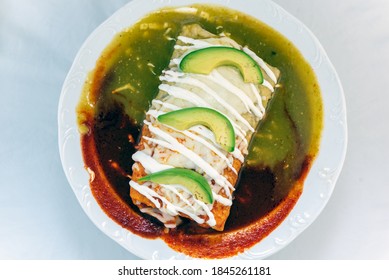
xmin=84 ymin=4 xmax=321 ymax=163
xmin=77 ymin=4 xmax=323 ymax=255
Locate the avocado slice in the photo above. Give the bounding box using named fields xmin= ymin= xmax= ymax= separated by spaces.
xmin=179 ymin=46 xmax=263 ymax=84
xmin=158 ymin=107 xmax=235 ymax=152
xmin=138 ymin=168 xmax=214 ymax=204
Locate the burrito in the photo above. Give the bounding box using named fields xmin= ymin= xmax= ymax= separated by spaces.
xmin=129 ymin=24 xmax=280 ymax=231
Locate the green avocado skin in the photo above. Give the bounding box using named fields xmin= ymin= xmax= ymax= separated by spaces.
xmin=179 ymin=46 xmax=263 ymax=84
xmin=157 ymin=107 xmax=235 ymax=152
xmin=138 ymin=168 xmax=214 ymax=204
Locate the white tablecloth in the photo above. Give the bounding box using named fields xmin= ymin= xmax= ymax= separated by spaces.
xmin=1 ymin=0 xmax=388 ymax=259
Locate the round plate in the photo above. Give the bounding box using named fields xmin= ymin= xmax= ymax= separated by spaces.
xmin=58 ymin=0 xmax=347 ymax=259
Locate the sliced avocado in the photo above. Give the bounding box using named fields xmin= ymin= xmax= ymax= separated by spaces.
xmin=158 ymin=107 xmax=235 ymax=152
xmin=179 ymin=46 xmax=263 ymax=84
xmin=138 ymin=168 xmax=214 ymax=204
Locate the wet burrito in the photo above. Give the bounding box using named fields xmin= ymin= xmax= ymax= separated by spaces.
xmin=129 ymin=24 xmax=280 ymax=231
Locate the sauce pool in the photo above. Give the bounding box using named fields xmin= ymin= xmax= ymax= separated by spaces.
xmin=77 ymin=4 xmax=323 ymax=258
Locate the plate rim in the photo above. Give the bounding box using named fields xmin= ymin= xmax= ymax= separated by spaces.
xmin=58 ymin=0 xmax=347 ymax=259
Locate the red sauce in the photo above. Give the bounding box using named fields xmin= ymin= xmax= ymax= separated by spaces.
xmin=80 ymin=102 xmax=312 ymax=258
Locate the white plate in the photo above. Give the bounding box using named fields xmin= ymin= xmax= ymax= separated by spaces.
xmin=58 ymin=0 xmax=347 ymax=259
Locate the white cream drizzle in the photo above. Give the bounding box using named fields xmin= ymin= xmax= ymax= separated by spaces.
xmin=158 ymin=83 xmax=248 ymax=141
xmin=147 ymin=109 xmax=237 ymax=174
xmin=171 ymin=37 xmax=278 ymax=90
xmin=262 ymin=79 xmax=275 ymax=92
xmin=130 ymin=180 xmax=216 ymax=226
xmin=149 ymin=100 xmax=248 ymax=158
xmin=130 ymin=32 xmax=279 ymax=228
xmin=139 ymin=208 xmax=178 ymax=228
xmin=212 ymin=192 xmax=232 ymax=206
xmin=243 ymin=46 xmax=278 ymax=83
xmin=161 ymin=184 xmax=198 ymax=211
xmin=142 ymin=121 xmax=235 ymax=195
xmin=250 ymin=83 xmax=266 ymax=113
xmin=174 ymin=45 xmax=197 ymax=51
xmin=209 ymin=71 xmax=263 ymax=117
xmin=132 ymin=150 xmax=228 ymax=208
xmin=132 ymin=151 xmax=173 ymax=173
xmin=152 ymin=99 xmax=180 ymax=111
xmin=161 ymin=183 xmax=216 ymax=227
xmin=159 ymin=84 xmax=209 ymax=107
xmin=189 ymin=125 xmax=245 ymax=162
xmin=161 ymin=71 xmax=255 ymax=132
xmin=142 ymin=135 xmax=234 ymax=198
xmin=177 ymin=36 xmax=213 ymax=47
xmin=130 ymin=181 xmax=162 ymax=208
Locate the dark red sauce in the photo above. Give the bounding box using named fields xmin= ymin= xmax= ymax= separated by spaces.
xmin=79 ymin=100 xmax=312 ymax=258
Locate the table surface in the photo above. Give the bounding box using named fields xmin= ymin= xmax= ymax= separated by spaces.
xmin=1 ymin=0 xmax=388 ymax=260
